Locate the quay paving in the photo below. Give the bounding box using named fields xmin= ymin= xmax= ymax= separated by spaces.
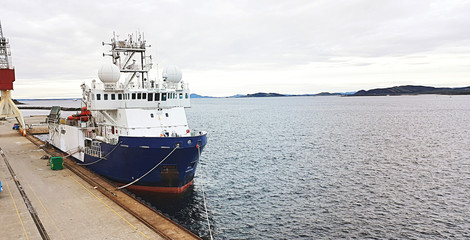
xmin=0 ymin=117 xmax=198 ymax=240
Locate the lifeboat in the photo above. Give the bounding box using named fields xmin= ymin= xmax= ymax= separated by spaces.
xmin=67 ymin=107 xmax=91 ymax=122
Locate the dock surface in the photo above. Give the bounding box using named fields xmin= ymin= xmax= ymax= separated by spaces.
xmin=0 ymin=117 xmax=199 ymax=240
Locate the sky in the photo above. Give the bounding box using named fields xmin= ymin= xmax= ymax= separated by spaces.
xmin=1 ymin=0 xmax=470 ymax=98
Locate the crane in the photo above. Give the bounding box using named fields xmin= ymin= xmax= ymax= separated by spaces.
xmin=0 ymin=20 xmax=26 ymax=135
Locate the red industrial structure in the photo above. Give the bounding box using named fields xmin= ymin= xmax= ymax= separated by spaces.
xmin=0 ymin=20 xmax=25 ymax=134
xmin=0 ymin=68 xmax=15 ymax=90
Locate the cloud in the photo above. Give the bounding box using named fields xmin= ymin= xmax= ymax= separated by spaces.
xmin=1 ymin=0 xmax=470 ymax=98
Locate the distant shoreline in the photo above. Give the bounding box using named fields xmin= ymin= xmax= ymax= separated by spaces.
xmin=193 ymin=85 xmax=470 ymax=98
xmin=351 ymin=85 xmax=470 ymax=96
xmin=10 ymin=85 xmax=470 ymax=100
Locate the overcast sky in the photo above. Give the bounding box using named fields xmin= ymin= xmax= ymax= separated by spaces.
xmin=1 ymin=0 xmax=470 ymax=98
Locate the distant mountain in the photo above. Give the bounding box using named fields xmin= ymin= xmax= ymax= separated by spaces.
xmin=353 ymin=85 xmax=470 ymax=96
xmin=228 ymin=92 xmax=349 ymax=98
xmin=339 ymin=91 xmax=357 ymax=96
xmin=190 ymin=93 xmax=214 ymax=98
xmin=245 ymin=92 xmax=286 ymax=97
xmin=226 ymin=94 xmax=246 ymax=98
xmin=314 ymin=92 xmax=343 ymax=96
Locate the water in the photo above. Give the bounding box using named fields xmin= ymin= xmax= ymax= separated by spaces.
xmin=183 ymin=95 xmax=470 ymax=239
xmin=20 ymin=96 xmax=470 ymax=239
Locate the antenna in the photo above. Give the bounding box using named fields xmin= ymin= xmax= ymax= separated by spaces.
xmin=0 ymin=21 xmax=3 ymax=38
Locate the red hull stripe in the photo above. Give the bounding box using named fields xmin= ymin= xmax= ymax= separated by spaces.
xmin=122 ymin=180 xmax=194 ymax=194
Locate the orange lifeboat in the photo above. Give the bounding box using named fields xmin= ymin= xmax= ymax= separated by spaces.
xmin=67 ymin=107 xmax=92 ymax=122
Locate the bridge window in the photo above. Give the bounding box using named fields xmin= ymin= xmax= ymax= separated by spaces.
xmin=132 ymin=93 xmax=136 ymax=99
xmin=143 ymin=93 xmax=147 ymax=99
xmin=185 ymin=93 xmax=188 ymax=99
xmin=148 ymin=93 xmax=153 ymax=101
xmin=111 ymin=94 xmax=115 ymax=100
xmin=179 ymin=93 xmax=183 ymax=99
xmin=118 ymin=94 xmax=122 ymax=100
xmin=104 ymin=94 xmax=108 ymax=100
xmin=96 ymin=94 xmax=101 ymax=100
xmin=155 ymin=93 xmax=160 ymax=101
xmin=162 ymin=93 xmax=167 ymax=101
xmin=137 ymin=93 xmax=142 ymax=99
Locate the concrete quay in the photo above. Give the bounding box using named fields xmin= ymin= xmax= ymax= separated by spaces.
xmin=0 ymin=116 xmax=200 ymax=240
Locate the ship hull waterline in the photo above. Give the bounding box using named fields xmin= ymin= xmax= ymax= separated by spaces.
xmin=57 ymin=134 xmax=207 ymax=194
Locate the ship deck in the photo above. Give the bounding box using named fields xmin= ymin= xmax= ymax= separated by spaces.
xmin=0 ymin=116 xmax=200 ymax=240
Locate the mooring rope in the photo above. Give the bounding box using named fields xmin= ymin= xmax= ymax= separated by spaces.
xmin=198 ymin=144 xmax=214 ymax=240
xmin=116 ymin=146 xmax=178 ymax=190
xmin=63 ymin=147 xmax=82 ymax=158
xmin=77 ymin=141 xmax=122 ymax=166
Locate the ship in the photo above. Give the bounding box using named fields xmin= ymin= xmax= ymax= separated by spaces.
xmin=47 ymin=32 xmax=207 ymax=193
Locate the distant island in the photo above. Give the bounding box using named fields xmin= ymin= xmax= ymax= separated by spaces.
xmin=353 ymin=85 xmax=470 ymax=96
xmin=219 ymin=85 xmax=470 ymax=98
xmin=245 ymin=92 xmax=285 ymax=97
xmin=227 ymin=92 xmax=344 ymax=98
xmin=10 ymin=85 xmax=470 ymax=102
xmin=190 ymin=93 xmax=215 ymax=98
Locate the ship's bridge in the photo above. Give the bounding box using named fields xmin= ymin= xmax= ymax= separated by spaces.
xmin=86 ymin=87 xmax=191 ymax=110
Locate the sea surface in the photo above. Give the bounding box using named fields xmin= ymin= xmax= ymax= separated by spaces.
xmin=20 ymin=95 xmax=470 ymax=239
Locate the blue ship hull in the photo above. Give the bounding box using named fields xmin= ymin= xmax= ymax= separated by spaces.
xmin=83 ymin=134 xmax=207 ymax=193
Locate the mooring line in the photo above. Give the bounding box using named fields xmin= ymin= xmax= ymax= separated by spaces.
xmin=117 ymin=146 xmax=177 ymax=190
xmin=197 ymin=145 xmax=214 ymax=240
xmin=0 ymin=148 xmax=50 ymax=240
xmin=77 ymin=141 xmax=122 ymax=166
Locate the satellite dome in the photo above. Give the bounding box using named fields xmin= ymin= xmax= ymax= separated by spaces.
xmin=98 ymin=63 xmax=120 ymax=83
xmin=162 ymin=65 xmax=182 ymax=83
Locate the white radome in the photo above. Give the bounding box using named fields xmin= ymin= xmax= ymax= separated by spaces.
xmin=98 ymin=63 xmax=121 ymax=83
xmin=162 ymin=65 xmax=182 ymax=83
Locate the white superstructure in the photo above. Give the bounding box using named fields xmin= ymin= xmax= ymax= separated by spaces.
xmin=49 ymin=32 xmax=195 ymax=159
xmin=86 ymin=32 xmax=191 ymax=137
